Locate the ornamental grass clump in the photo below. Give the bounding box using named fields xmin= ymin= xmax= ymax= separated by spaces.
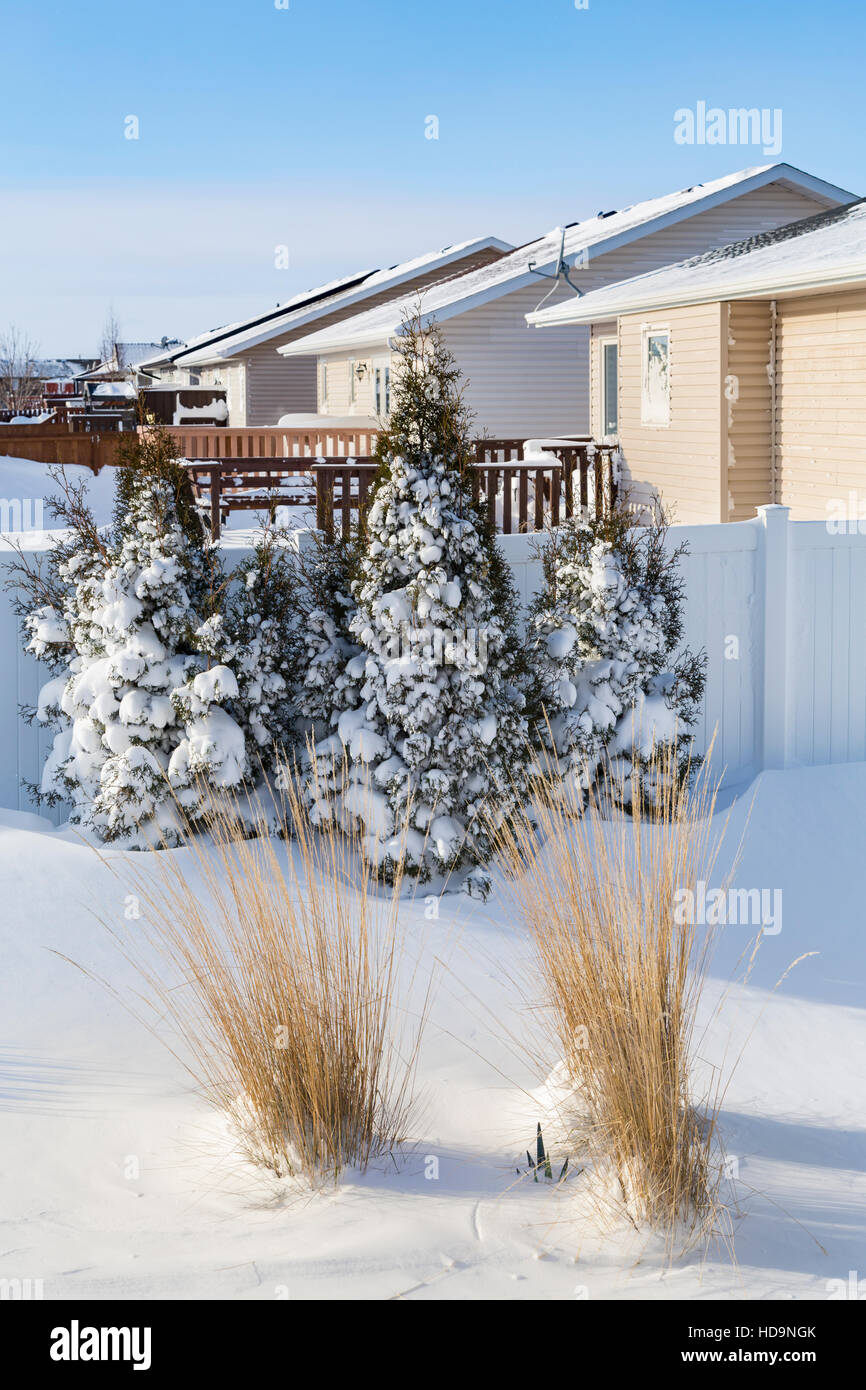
xmin=108 ymin=766 xmax=429 ymax=1184
xmin=491 ymin=741 xmax=729 ymax=1244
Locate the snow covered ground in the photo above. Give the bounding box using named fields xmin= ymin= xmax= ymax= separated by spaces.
xmin=0 ymin=456 xmax=314 ymax=535
xmin=0 ymin=457 xmax=117 ymax=536
xmin=1 ymin=762 xmax=864 ymax=1301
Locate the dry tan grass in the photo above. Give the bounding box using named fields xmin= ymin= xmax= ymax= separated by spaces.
xmin=106 ymin=766 xmax=430 ymax=1185
xmin=490 ymin=743 xmax=731 ymax=1244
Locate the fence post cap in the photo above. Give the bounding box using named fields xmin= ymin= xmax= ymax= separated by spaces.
xmin=757 ymin=503 xmax=791 ymax=524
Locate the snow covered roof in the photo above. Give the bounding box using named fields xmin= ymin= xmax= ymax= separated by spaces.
xmin=277 ymin=164 xmax=857 ymax=357
xmin=142 ymin=236 xmax=513 ymax=369
xmin=92 ymin=382 xmax=138 ymax=397
xmin=528 ymin=198 xmax=866 ymax=326
xmin=276 ymin=412 xmax=379 ymax=429
xmin=33 ymin=357 xmax=98 ymax=380
xmin=78 ymin=343 xmax=179 ymax=379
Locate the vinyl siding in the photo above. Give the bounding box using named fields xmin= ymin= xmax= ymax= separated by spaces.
xmin=317 ymin=352 xmax=379 ymax=416
xmin=244 ymin=344 xmax=317 ymax=424
xmin=440 ymin=282 xmax=590 ymax=436
xmin=313 ymin=282 xmax=589 ymax=435
xmin=237 ymin=247 xmax=505 ymax=425
xmin=613 ymin=303 xmax=725 ymax=525
xmin=776 ymin=288 xmax=866 ymax=519
xmin=583 ymin=186 xmax=841 ymax=521
xmin=577 ymin=182 xmax=828 ymax=294
xmin=308 ymin=181 xmax=835 ymax=440
xmin=441 ymin=183 xmax=829 ymax=438
xmin=149 ymin=361 xmax=246 ymax=420
xmin=725 ymin=299 xmax=774 ymax=520
xmin=580 ymin=181 xmax=837 ymax=446
xmin=505 ymin=177 xmax=828 ymax=439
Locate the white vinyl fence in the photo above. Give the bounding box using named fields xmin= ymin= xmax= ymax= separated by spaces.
xmin=0 ymin=506 xmax=861 ymax=819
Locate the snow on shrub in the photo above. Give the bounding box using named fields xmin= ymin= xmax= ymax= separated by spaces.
xmin=307 ymin=313 xmax=529 ymax=890
xmin=192 ymin=525 xmax=300 ymax=773
xmin=11 ymin=430 xmax=301 ymax=845
xmin=529 ymin=504 xmax=705 ymax=804
xmin=290 ymin=529 xmax=361 ymax=741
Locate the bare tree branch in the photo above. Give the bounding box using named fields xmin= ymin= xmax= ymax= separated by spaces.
xmin=98 ymin=306 xmax=121 ymax=370
xmin=0 ymin=324 xmax=41 ymax=413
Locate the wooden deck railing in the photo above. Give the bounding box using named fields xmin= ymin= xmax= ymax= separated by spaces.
xmin=0 ymin=406 xmax=55 ymax=423
xmin=472 ymin=441 xmax=617 ymax=533
xmin=184 ymin=458 xmax=377 ymax=537
xmin=155 ymin=424 xmax=379 ymax=461
xmin=185 ymin=440 xmax=618 ymax=539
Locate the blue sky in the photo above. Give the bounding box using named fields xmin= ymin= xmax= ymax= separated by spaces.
xmin=1 ymin=0 xmax=863 ymax=352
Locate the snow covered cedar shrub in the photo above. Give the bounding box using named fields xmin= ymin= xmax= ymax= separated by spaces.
xmin=307 ymin=315 xmax=529 ymax=890
xmin=529 ymin=504 xmax=705 ymax=804
xmin=192 ymin=521 xmax=300 ymax=775
xmin=13 ymin=431 xmax=301 ymax=845
xmin=290 ymin=528 xmax=360 ymax=740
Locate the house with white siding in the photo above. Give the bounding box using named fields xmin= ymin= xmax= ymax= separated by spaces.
xmin=275 ymin=165 xmax=855 ymax=441
xmin=528 ymin=196 xmax=866 ymax=524
xmin=137 ymin=238 xmax=511 ymax=426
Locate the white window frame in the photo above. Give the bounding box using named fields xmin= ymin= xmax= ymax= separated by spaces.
xmin=373 ymin=358 xmax=391 ymax=418
xmin=319 ymin=361 xmax=329 ymax=408
xmin=599 ymin=335 xmax=618 ymax=439
xmin=348 ymin=359 xmax=357 ymax=405
xmin=640 ymin=325 xmax=670 ymax=427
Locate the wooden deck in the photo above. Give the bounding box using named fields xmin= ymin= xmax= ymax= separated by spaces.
xmin=184 ymin=440 xmax=619 ymax=538
xmin=0 ymin=419 xmax=618 ymax=537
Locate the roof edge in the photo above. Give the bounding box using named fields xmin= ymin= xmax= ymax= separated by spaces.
xmin=152 ymin=235 xmax=514 ymax=367
xmin=279 ymin=167 xmax=860 ymax=356
xmin=528 ymin=263 xmax=866 ymax=325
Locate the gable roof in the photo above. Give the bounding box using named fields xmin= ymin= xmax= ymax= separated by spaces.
xmin=140 ymin=236 xmax=512 ymax=370
xmin=76 ymin=343 xmax=180 ymax=379
xmin=526 ymin=198 xmax=866 ymax=326
xmin=277 ymin=164 xmax=858 ymax=358
xmin=33 ymin=357 xmax=99 ymax=379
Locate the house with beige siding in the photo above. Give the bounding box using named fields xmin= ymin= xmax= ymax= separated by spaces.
xmin=528 ymin=196 xmax=866 ymax=524
xmin=137 ymin=238 xmax=511 ymax=426
xmin=276 ymin=165 xmax=854 ymax=441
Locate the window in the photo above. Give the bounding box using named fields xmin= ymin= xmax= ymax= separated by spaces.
xmin=601 ymin=339 xmax=618 ymax=437
xmin=320 ymin=362 xmax=329 ymax=406
xmin=641 ymin=327 xmax=670 ymax=426
xmin=374 ymin=362 xmax=391 ymax=417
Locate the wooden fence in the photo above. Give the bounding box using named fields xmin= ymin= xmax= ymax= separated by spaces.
xmin=0 ymin=421 xmax=126 ymax=470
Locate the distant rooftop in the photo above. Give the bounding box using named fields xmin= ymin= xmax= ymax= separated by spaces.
xmin=79 ymin=342 xmax=182 ymax=379
xmin=139 ymin=236 xmax=512 ymax=369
